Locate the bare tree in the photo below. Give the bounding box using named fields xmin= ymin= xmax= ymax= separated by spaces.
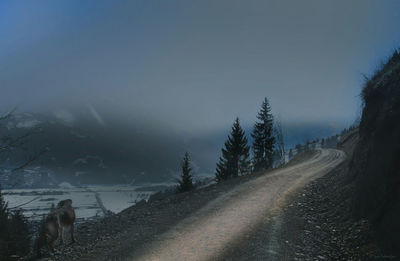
xmin=274 ymin=119 xmax=285 ymax=166
xmin=0 ymin=109 xmax=47 ymax=180
xmin=0 ymin=108 xmax=42 ymax=259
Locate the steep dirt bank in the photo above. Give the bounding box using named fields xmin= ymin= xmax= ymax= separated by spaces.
xmin=350 ymin=50 xmax=400 ymax=257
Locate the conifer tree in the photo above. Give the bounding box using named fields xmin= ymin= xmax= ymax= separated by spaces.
xmin=0 ymin=186 xmax=9 ymax=257
xmin=177 ymin=152 xmax=194 ymax=193
xmin=0 ymin=187 xmax=31 ymax=259
xmin=216 ymin=118 xmax=251 ymax=182
xmin=8 ymin=210 xmax=30 ymax=257
xmin=251 ymin=98 xmax=275 ymax=171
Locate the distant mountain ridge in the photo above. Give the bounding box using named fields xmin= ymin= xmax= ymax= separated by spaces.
xmin=0 ymin=105 xmax=347 ymax=187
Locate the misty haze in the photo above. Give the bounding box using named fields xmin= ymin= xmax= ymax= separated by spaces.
xmin=1 ymin=1 xmax=399 ymax=260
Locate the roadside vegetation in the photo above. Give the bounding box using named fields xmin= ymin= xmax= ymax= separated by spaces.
xmin=0 ymin=110 xmax=44 ymax=260
xmin=215 ymin=97 xmax=277 ymax=183
xmin=0 ymin=187 xmax=31 ymax=260
xmin=215 ymin=117 xmax=251 ymax=182
xmin=176 ymin=95 xmax=359 ymax=190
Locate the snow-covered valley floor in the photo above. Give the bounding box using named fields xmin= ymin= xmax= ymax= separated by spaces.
xmin=3 ymin=183 xmax=175 ymax=221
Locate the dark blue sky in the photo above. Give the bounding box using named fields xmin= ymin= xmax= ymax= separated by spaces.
xmin=1 ymin=0 xmax=400 ymax=133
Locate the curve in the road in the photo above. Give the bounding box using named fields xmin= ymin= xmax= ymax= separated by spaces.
xmin=130 ymin=149 xmax=346 ymax=261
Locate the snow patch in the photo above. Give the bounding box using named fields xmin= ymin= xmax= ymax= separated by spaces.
xmin=72 ymin=155 xmax=106 ymax=168
xmin=53 ymin=110 xmax=75 ymax=126
xmin=70 ymin=130 xmax=87 ymax=139
xmin=58 ymin=182 xmax=74 ymax=189
xmin=16 ymin=119 xmax=41 ymax=128
xmin=75 ymin=171 xmax=87 ymax=177
xmin=88 ymin=105 xmax=105 ymax=126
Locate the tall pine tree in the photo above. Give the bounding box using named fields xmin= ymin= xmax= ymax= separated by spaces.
xmin=251 ymin=97 xmax=275 ymax=171
xmin=177 ymin=152 xmax=194 ymax=193
xmin=216 ymin=118 xmax=251 ymax=182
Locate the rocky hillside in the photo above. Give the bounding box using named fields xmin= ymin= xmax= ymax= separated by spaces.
xmin=350 ymin=50 xmax=400 ymax=256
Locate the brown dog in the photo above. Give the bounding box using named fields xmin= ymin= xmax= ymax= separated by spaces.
xmin=36 ymin=199 xmax=76 ymax=257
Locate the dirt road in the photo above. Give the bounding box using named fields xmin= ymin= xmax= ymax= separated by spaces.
xmin=129 ymin=149 xmax=346 ymax=261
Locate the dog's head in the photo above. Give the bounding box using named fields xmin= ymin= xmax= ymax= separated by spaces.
xmin=57 ymin=199 xmax=72 ymax=208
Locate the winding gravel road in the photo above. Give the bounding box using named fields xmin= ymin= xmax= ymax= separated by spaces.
xmin=129 ymin=149 xmax=346 ymax=261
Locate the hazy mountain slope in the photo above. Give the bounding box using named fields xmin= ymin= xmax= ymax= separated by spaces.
xmin=1 ymin=107 xmax=186 ymax=184
xmin=1 ymin=105 xmax=346 ymax=186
